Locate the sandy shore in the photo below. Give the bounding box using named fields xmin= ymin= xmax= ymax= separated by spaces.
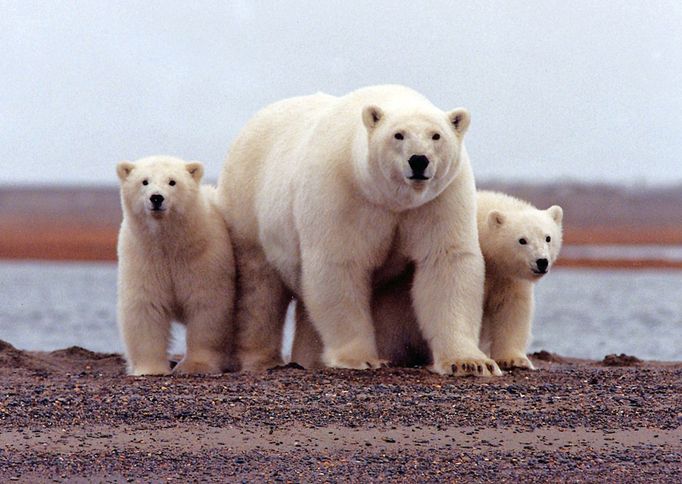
xmin=1 ymin=341 xmax=680 ymax=482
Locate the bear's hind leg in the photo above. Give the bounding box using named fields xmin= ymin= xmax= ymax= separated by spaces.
xmin=234 ymin=242 xmax=290 ymax=371
xmin=290 ymin=302 xmax=324 ymax=369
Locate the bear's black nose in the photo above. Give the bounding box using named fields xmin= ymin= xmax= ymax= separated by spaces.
xmin=536 ymin=258 xmax=549 ymax=272
xmin=150 ymin=194 xmax=164 ymax=209
xmin=408 ymin=154 xmax=430 ymax=178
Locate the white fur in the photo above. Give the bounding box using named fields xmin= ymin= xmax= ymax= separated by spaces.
xmin=116 ymin=155 xmax=235 ymax=376
xmin=218 ymin=85 xmax=499 ymax=376
xmin=292 ymin=191 xmax=564 ymax=372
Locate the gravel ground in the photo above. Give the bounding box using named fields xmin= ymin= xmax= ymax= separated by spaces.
xmin=1 ymin=340 xmax=680 ymax=482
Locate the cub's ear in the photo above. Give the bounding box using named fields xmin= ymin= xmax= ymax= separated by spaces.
xmin=547 ymin=205 xmax=563 ymax=224
xmin=116 ymin=161 xmax=135 ymax=182
xmin=447 ymin=108 xmax=470 ymax=137
xmin=487 ymin=210 xmax=505 ymax=227
xmin=362 ymin=105 xmax=384 ymax=131
xmin=186 ymin=161 xmax=204 ymax=183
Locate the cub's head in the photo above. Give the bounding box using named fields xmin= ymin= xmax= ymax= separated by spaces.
xmin=116 ymin=156 xmax=204 ymax=220
xmin=361 ymin=103 xmax=470 ymax=209
xmin=484 ymin=205 xmax=563 ymax=281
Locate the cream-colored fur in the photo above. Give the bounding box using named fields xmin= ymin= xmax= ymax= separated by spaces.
xmin=292 ymin=190 xmax=563 ymax=372
xmin=116 ymin=155 xmax=236 ymax=376
xmin=218 ymin=84 xmax=500 ymax=376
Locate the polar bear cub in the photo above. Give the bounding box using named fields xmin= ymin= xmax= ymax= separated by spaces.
xmin=477 ymin=190 xmax=563 ymax=370
xmin=116 ymin=155 xmax=235 ymax=376
xmin=292 ymin=190 xmax=563 ymax=372
xmin=218 ymin=84 xmax=500 ymax=376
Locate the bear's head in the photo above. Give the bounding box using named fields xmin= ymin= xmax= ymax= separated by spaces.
xmin=361 ymin=103 xmax=470 ymax=210
xmin=116 ymin=156 xmax=204 ymax=221
xmin=484 ymin=205 xmax=563 ymax=281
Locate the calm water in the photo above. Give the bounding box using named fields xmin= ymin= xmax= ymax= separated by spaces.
xmin=0 ymin=261 xmax=681 ymax=361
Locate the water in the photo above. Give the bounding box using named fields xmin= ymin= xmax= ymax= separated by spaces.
xmin=1 ymin=261 xmax=681 ymax=361
xmin=562 ymin=245 xmax=682 ymax=262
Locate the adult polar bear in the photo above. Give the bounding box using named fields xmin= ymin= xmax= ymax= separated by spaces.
xmin=218 ymin=85 xmax=501 ymax=376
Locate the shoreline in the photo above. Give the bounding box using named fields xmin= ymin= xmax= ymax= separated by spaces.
xmin=1 ymin=341 xmax=680 ymax=481
xmin=3 ymin=236 xmax=682 ymax=269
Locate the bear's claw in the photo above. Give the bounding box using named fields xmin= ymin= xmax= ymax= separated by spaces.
xmin=432 ymin=358 xmax=502 ymax=377
xmin=495 ymin=356 xmax=536 ymax=371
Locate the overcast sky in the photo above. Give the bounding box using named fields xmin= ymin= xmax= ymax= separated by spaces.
xmin=2 ymin=1 xmax=681 ymax=185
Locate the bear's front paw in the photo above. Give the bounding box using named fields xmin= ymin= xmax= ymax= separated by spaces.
xmin=325 ymin=356 xmax=388 ymax=370
xmin=322 ymin=341 xmax=386 ymax=370
xmin=494 ymin=355 xmax=536 ymax=371
xmin=173 ymin=359 xmax=223 ymax=375
xmin=430 ymin=357 xmax=502 ymax=377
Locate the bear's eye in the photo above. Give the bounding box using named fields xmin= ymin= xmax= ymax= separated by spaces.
xmin=394 ymin=132 xmax=404 ymax=140
xmin=519 ymin=238 xmax=527 ymax=245
xmin=169 ymin=180 xmax=176 ymax=186
xmin=432 ymin=133 xmax=441 ymax=140
xmin=142 ymin=180 xmax=148 ymax=186
xmin=546 ymin=235 xmax=551 ymax=243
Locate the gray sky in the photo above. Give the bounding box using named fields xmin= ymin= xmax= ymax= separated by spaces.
xmin=2 ymin=1 xmax=681 ymax=185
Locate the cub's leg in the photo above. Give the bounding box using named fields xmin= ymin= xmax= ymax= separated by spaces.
xmin=234 ymin=241 xmax=291 ymax=371
xmin=175 ymin=304 xmax=234 ymax=375
xmin=484 ymin=283 xmax=535 ymax=370
xmin=119 ymin=298 xmax=172 ymax=376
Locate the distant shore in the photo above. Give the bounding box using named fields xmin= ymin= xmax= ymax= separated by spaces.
xmin=2 ymin=226 xmax=682 ymax=269
xmin=4 ymin=182 xmax=682 ymax=268
xmin=0 ymin=340 xmax=680 ymax=481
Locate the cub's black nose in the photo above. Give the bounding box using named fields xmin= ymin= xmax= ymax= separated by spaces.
xmin=408 ymin=154 xmax=430 ymax=179
xmin=150 ymin=194 xmax=164 ymax=209
xmin=536 ymin=258 xmax=549 ymax=272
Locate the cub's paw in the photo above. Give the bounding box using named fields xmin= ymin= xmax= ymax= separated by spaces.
xmin=173 ymin=359 xmax=223 ymax=375
xmin=495 ymin=355 xmax=536 ymax=371
xmin=430 ymin=357 xmax=502 ymax=377
xmin=129 ymin=362 xmax=172 ymax=376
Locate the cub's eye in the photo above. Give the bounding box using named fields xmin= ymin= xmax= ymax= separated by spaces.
xmin=546 ymin=235 xmax=551 ymax=243
xmin=394 ymin=132 xmax=404 ymax=140
xmin=519 ymin=238 xmax=527 ymax=245
xmin=169 ymin=180 xmax=176 ymax=186
xmin=432 ymin=133 xmax=441 ymax=140
xmin=142 ymin=180 xmax=148 ymax=186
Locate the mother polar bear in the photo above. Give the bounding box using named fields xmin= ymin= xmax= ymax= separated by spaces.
xmin=217 ymin=85 xmax=502 ymax=376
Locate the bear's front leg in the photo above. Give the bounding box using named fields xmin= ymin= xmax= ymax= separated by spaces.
xmin=486 ymin=283 xmax=535 ymax=371
xmin=412 ymin=250 xmax=502 ymax=377
xmin=301 ymin=255 xmax=383 ymax=369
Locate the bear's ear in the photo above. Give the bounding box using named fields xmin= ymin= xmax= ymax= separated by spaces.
xmin=116 ymin=161 xmax=135 ymax=182
xmin=186 ymin=161 xmax=204 ymax=183
xmin=487 ymin=210 xmax=505 ymax=228
xmin=547 ymin=205 xmax=563 ymax=224
xmin=362 ymin=105 xmax=384 ymax=131
xmin=447 ymin=108 xmax=471 ymax=136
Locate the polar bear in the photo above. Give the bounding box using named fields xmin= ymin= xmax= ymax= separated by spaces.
xmin=292 ymin=190 xmax=563 ymax=371
xmin=116 ymin=155 xmax=235 ymax=376
xmin=218 ymin=85 xmax=501 ymax=376
xmin=476 ymin=190 xmax=563 ymax=369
